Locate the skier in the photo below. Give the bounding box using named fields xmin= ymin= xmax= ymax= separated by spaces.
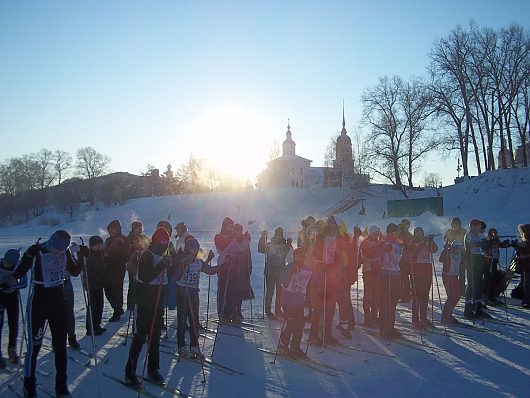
xmin=231 ymin=223 xmax=254 ymax=322
xmin=483 ymin=228 xmax=511 ymax=306
xmin=512 ymin=224 xmax=530 ymax=308
xmin=297 ymin=216 xmax=316 ymax=250
xmin=174 ymin=238 xmax=218 ymax=358
xmin=440 ymin=240 xmax=464 ymax=324
xmin=11 ymin=230 xmax=85 ymax=397
xmin=359 ymin=225 xmax=385 ymax=328
xmin=125 ymin=227 xmax=173 ymax=387
xmin=214 ymin=217 xmax=238 ymax=321
xmin=174 ymin=222 xmax=188 ymax=252
xmin=0 ymin=249 xmax=25 ymax=368
xmin=85 ymin=235 xmax=107 ymax=335
xmin=258 ymin=227 xmax=290 ymax=320
xmin=104 ymin=220 xmax=128 ymax=322
xmin=308 ymin=217 xmax=340 ymax=346
xmin=379 ymin=223 xmax=404 ymax=340
xmin=335 ymin=221 xmax=359 ymax=338
xmin=463 ymin=219 xmax=494 ymax=318
xmin=165 ymin=221 xmax=188 ymax=312
xmin=278 ymin=248 xmax=312 ymax=358
xmin=408 ymin=227 xmax=438 ymax=328
xmin=398 ymin=219 xmax=414 ymax=303
xmin=126 ymin=221 xmax=150 ymax=311
xmin=444 ymin=217 xmax=467 ymax=294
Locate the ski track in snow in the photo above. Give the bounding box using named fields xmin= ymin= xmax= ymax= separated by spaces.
xmin=1 ymin=168 xmax=530 ymax=397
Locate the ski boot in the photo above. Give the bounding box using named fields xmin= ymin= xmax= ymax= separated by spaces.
xmin=178 ymin=346 xmax=191 ymax=359
xmin=278 ymin=342 xmax=291 ymax=357
xmin=463 ymin=302 xmax=477 ymax=319
xmin=147 ymin=369 xmax=165 ymax=386
xmin=124 ymin=370 xmax=141 ymax=389
xmin=308 ymin=333 xmax=323 ymax=346
xmin=324 ymin=334 xmax=340 ymax=346
xmin=23 ymin=377 xmax=37 ymax=398
xmin=190 ymin=346 xmax=205 ymax=360
xmin=0 ymin=356 xmax=6 ymax=369
xmin=68 ymin=335 xmax=81 ymax=350
xmin=8 ymin=346 xmax=19 ymax=364
xmin=289 ymin=346 xmax=308 ymax=359
xmin=55 ymin=379 xmax=71 ymax=397
xmin=475 ymin=303 xmax=493 ymax=319
xmin=336 ymin=322 xmax=352 ymax=339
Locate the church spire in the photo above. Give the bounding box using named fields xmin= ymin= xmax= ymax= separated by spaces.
xmin=341 ymin=100 xmax=347 ymax=135
xmin=282 ymin=118 xmax=295 ymax=156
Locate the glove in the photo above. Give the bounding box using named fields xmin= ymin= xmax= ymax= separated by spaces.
xmin=162 ymin=255 xmax=172 ymax=267
xmin=502 ymin=239 xmax=510 ymax=246
xmin=26 ymin=244 xmax=41 ymax=257
xmin=206 ymin=250 xmax=215 ymax=262
xmin=243 ymin=231 xmax=251 ymax=241
xmin=79 ymin=245 xmax=89 ymax=258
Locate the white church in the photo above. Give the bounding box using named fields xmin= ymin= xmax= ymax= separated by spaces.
xmin=257 ymin=111 xmax=370 ymax=189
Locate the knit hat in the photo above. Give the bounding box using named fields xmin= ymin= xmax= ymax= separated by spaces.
xmin=518 ymin=224 xmax=530 ymax=239
xmin=367 ymin=225 xmax=380 ymax=236
xmin=221 ymin=217 xmax=234 ymax=233
xmin=47 ymin=230 xmax=71 ymax=252
xmin=89 ymin=235 xmax=104 ymax=247
xmin=107 ymin=220 xmax=122 ymax=232
xmin=175 ymin=222 xmax=187 ymax=233
xmin=131 ymin=221 xmax=143 ymax=230
xmin=157 ymin=220 xmax=172 ymax=235
xmin=469 ymin=219 xmax=482 ymax=228
xmin=3 ymin=249 xmax=21 ymax=267
xmin=185 ymin=238 xmax=200 ymax=253
xmin=152 ymin=227 xmax=170 ymax=245
xmin=386 ymin=223 xmax=398 ymax=234
xmin=488 ymin=228 xmax=498 ymax=237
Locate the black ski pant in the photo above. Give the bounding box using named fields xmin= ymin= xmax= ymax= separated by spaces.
xmin=0 ymin=291 xmax=19 ymax=351
xmin=484 ymin=258 xmax=498 ymax=300
xmin=126 ymin=284 xmax=164 ymax=375
xmin=279 ymin=304 xmax=304 ymax=350
xmin=378 ymin=273 xmax=401 ymax=338
xmin=264 ymin=266 xmax=282 ymax=315
xmin=176 ymin=286 xmax=200 ymax=348
xmin=465 ymin=255 xmax=486 ymax=304
xmin=105 ymin=266 xmax=125 ymax=316
xmin=25 ymin=285 xmax=68 ymax=389
xmin=86 ymin=287 xmax=104 ymax=331
xmin=337 ymin=281 xmax=355 ymax=328
xmin=217 ymin=266 xmax=236 ymax=320
xmin=63 ymin=279 xmax=76 ymax=338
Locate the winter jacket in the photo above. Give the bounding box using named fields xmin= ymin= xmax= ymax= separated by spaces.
xmin=359 ymin=237 xmax=385 ymax=274
xmin=408 ymin=238 xmax=438 ymax=276
xmin=514 ymin=240 xmax=530 ymax=272
xmin=87 ymin=250 xmax=106 ymax=289
xmin=280 ymin=261 xmax=312 ymax=308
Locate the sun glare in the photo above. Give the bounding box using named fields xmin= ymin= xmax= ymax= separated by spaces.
xmin=189 ymin=104 xmax=272 ymax=180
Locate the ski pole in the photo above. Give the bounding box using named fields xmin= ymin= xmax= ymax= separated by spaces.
xmin=122 ymin=309 xmax=133 ymax=347
xmin=79 ymin=237 xmax=102 ymax=398
xmin=410 ymin=263 xmax=424 ymax=343
xmin=431 ymin=253 xmax=447 ymax=335
xmin=185 ymin=283 xmax=206 ymax=384
xmin=202 ymin=264 xmax=212 ymax=353
xmin=212 ymin=259 xmax=232 ymax=359
xmin=262 ymin=230 xmax=267 ymax=319
xmin=138 ymin=273 xmax=164 ymax=393
xmin=502 ymin=248 xmax=510 ymax=323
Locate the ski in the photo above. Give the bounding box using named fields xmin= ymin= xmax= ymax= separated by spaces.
xmin=213 ymin=320 xmax=262 ymax=334
xmin=142 ymin=376 xmax=192 ymax=398
xmin=102 ymin=372 xmax=158 ymax=398
xmin=69 ymin=347 xmax=94 ymax=358
xmin=212 ymin=319 xmax=266 ymax=329
xmin=201 ymin=327 xmax=242 ymax=337
xmin=7 ymin=376 xmax=56 ymax=398
xmin=257 ymin=347 xmax=339 ymax=377
xmin=199 ymin=333 xmax=215 ymax=341
xmin=68 ymin=355 xmax=91 ymax=367
xmin=159 ymin=349 xmax=244 ymax=375
xmin=8 ymin=383 xmax=25 ymax=398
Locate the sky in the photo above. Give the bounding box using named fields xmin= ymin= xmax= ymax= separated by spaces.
xmin=1 ymin=0 xmax=529 ymax=186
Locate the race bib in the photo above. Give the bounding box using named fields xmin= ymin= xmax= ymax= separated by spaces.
xmin=384 ymin=244 xmax=402 ymax=272
xmin=415 ymin=246 xmax=431 ymax=264
xmin=41 ymin=252 xmax=67 ymax=287
xmin=323 ymin=237 xmax=337 ymax=265
xmin=177 ymin=260 xmax=202 ymax=289
xmin=285 ymin=269 xmax=312 ymax=294
xmin=448 ymin=253 xmax=461 ymax=275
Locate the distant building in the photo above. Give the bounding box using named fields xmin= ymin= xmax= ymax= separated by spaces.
xmin=257 ymin=109 xmax=369 ymax=189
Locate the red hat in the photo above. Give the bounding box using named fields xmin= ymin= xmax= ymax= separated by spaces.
xmin=152 ymin=227 xmax=170 ymax=245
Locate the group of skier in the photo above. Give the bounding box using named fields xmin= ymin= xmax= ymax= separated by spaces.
xmin=0 ymin=215 xmax=529 ymax=396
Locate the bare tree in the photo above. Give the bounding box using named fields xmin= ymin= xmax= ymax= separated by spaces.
xmin=54 ymin=150 xmax=72 ymax=185
xmin=33 ymin=148 xmax=56 ymax=189
xmin=362 ymin=75 xmax=407 ymax=195
xmin=324 ymin=133 xmax=340 ymax=168
xmin=424 ymin=172 xmax=442 ymax=188
xmin=75 ymin=147 xmax=111 ymax=179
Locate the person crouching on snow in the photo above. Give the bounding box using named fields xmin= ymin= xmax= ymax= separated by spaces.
xmin=125 ymin=227 xmax=173 ymax=387
xmin=174 ymin=238 xmax=218 ymax=359
xmin=278 ymin=248 xmax=312 ymax=358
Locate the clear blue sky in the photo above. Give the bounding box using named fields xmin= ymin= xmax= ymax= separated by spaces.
xmin=1 ymin=1 xmax=528 ymax=185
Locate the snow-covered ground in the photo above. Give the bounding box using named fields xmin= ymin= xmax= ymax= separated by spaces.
xmin=1 ymin=167 xmax=529 ymax=397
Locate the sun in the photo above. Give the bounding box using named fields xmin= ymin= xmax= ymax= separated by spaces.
xmin=189 ymin=104 xmax=272 ymax=180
